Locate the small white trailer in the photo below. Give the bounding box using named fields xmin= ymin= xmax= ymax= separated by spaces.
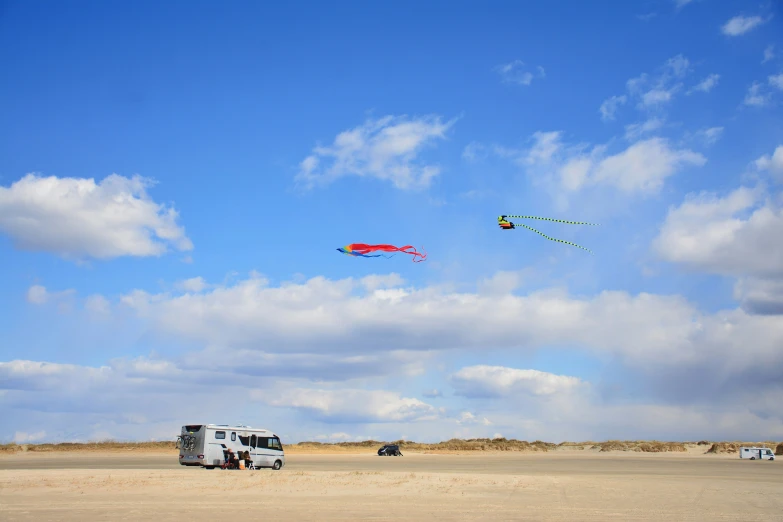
xmin=738 ymin=447 xmax=775 ymax=461
xmin=177 ymin=424 xmax=285 ymax=470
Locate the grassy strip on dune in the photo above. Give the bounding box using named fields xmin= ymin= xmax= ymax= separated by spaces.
xmin=2 ymin=438 xmax=782 ymax=455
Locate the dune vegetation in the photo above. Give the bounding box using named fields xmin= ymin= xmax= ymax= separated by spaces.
xmin=2 ymin=437 xmax=781 ymax=455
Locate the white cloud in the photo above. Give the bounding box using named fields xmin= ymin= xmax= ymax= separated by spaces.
xmin=422 ymin=389 xmax=442 ymax=398
xmin=456 ymin=411 xmax=492 ymax=425
xmin=89 ymin=270 xmax=783 ymax=379
xmin=600 ymin=95 xmax=627 ymax=121
xmin=295 ymin=114 xmax=456 ymax=190
xmin=594 ymin=138 xmax=707 ymax=192
xmin=26 ymin=285 xmax=48 ymax=305
xmin=721 ymin=15 xmax=768 ymax=36
xmin=84 ymin=294 xmax=111 ymax=315
xmin=0 ymin=174 xmax=192 ymax=261
xmin=175 ymin=277 xmax=209 ymax=293
xmin=763 ymin=45 xmax=775 ymax=64
xmin=462 ymin=141 xmax=488 ymax=162
xmin=495 ymin=60 xmax=546 ymax=86
xmin=25 ymin=285 xmax=75 ymax=308
xmin=684 ymin=126 xmax=724 ymax=147
xmin=519 ymin=133 xmax=705 ymax=194
xmin=653 ymin=185 xmax=783 ymax=278
xmin=5 ymin=267 xmax=783 ymax=442
xmin=755 ymin=145 xmax=783 ymax=180
xmin=744 ymin=82 xmax=772 ymax=107
xmin=451 ymin=366 xmax=586 ymax=398
xmin=674 ymin=0 xmax=692 ymax=7
xmin=734 ymin=277 xmax=783 ymax=315
xmin=256 ymin=388 xmax=442 ymax=423
xmin=603 ymin=55 xmax=697 ymax=120
xmin=13 ymin=430 xmax=46 ymax=443
xmin=624 ymin=118 xmax=665 ymax=140
xmin=688 ymin=73 xmax=720 ymax=94
xmin=770 ymin=73 xmax=783 ymax=91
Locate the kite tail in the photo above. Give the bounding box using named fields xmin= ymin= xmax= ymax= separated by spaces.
xmin=515 ymin=223 xmax=594 ymax=255
xmin=507 ymin=215 xmax=600 ymax=226
xmin=399 ymin=245 xmax=427 ymax=262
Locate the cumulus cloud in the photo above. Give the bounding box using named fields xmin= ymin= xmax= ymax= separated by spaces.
xmin=455 ymin=411 xmax=492 ymax=425
xmin=514 ymin=132 xmax=705 ymax=194
xmin=295 ymin=115 xmax=456 ymax=190
xmin=25 ymin=285 xmax=76 ymax=311
xmin=599 ymin=55 xmax=707 ymax=122
xmin=84 ymin=270 xmax=783 ymax=388
xmin=755 ymin=145 xmax=783 ymax=181
xmin=763 ymin=45 xmax=775 ymax=64
xmin=688 ymin=73 xmax=720 ymax=94
xmin=599 ymin=95 xmax=627 ymax=121
xmin=0 ymin=174 xmax=192 ymax=261
xmin=653 ymin=185 xmax=783 ymax=278
xmin=734 ymin=277 xmax=783 ymax=315
xmin=495 ymin=60 xmax=546 ymax=86
xmin=624 ymin=118 xmax=665 ymax=141
xmin=174 ymin=277 xmax=209 ymax=293
xmin=721 ymin=15 xmax=768 ymax=36
xmin=451 ymin=366 xmax=586 ymax=398
xmin=625 ymin=54 xmax=691 ymax=111
xmin=26 ymin=285 xmax=48 ymax=305
xmin=744 ymin=82 xmax=772 ymax=107
xmin=692 ymin=127 xmax=724 ymax=147
xmin=254 ymin=388 xmax=442 ymax=423
xmin=770 ymin=74 xmax=783 ymax=91
xmin=13 ymin=430 xmax=46 ymax=443
xmin=5 ymin=268 xmax=783 ymax=442
xmin=462 ymin=141 xmax=488 ymax=162
xmin=84 ymin=294 xmax=111 ymax=315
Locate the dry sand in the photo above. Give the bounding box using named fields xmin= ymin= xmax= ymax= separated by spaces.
xmin=1 ymin=450 xmax=781 ymax=521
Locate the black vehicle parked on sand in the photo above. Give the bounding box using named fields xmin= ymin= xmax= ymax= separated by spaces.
xmin=378 ymin=444 xmax=403 ymax=456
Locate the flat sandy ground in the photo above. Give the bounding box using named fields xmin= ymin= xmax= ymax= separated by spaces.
xmin=1 ymin=451 xmax=781 ymax=521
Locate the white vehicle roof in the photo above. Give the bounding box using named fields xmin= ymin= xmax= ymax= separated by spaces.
xmin=190 ymin=424 xmax=278 ymax=435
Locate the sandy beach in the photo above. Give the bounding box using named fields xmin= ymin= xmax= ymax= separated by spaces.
xmin=1 ymin=449 xmax=781 ymax=521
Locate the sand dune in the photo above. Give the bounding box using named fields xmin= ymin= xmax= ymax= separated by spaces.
xmin=2 ymin=438 xmax=780 ymax=456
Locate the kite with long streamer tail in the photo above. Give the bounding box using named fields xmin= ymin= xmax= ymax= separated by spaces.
xmin=498 ymin=215 xmax=598 ymax=254
xmin=337 ymin=243 xmax=427 ymax=262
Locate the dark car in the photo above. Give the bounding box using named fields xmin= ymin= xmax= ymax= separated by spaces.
xmin=377 ymin=444 xmax=402 ymax=456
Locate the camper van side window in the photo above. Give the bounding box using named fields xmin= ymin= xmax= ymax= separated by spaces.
xmin=231 ymin=432 xmax=236 ymax=441
xmin=269 ymin=437 xmax=282 ymax=450
xmin=238 ymin=435 xmax=250 ymax=446
xmin=250 ymin=435 xmax=257 ymax=447
xmin=215 ymin=431 xmax=226 ymax=440
xmin=258 ymin=437 xmax=269 ymax=449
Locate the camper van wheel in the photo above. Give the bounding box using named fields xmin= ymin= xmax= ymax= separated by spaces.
xmin=205 ymin=466 xmax=215 ymax=470
xmin=272 ymin=460 xmax=282 ymax=470
xmin=750 ymin=456 xmax=756 ymax=460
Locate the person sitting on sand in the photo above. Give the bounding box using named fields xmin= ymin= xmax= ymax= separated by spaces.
xmin=226 ymin=449 xmax=238 ymax=469
xmin=243 ymin=450 xmax=252 ymax=468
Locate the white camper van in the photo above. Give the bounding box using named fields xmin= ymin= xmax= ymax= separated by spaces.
xmin=739 ymin=447 xmax=775 ymax=461
xmin=177 ymin=424 xmax=285 ymax=470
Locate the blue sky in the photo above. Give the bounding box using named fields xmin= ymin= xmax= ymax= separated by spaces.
xmin=1 ymin=0 xmax=783 ymax=444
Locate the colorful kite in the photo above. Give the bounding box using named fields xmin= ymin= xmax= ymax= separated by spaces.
xmin=498 ymin=215 xmax=598 ymax=254
xmin=337 ymin=243 xmax=427 ymax=262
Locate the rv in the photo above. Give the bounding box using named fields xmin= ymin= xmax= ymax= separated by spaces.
xmin=738 ymin=447 xmax=775 ymax=461
xmin=177 ymin=424 xmax=285 ymax=470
